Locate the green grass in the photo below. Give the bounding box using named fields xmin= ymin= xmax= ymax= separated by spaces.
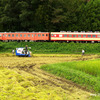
xmin=1 ymin=41 xmax=100 ymax=54
xmin=41 ymin=59 xmax=100 ymax=93
xmin=90 ymin=96 xmax=100 ymax=100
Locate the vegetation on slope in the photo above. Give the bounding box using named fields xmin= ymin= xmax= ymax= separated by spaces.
xmin=1 ymin=42 xmax=100 ymax=54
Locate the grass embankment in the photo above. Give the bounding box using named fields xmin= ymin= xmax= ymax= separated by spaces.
xmin=41 ymin=59 xmax=100 ymax=93
xmin=1 ymin=41 xmax=100 ymax=54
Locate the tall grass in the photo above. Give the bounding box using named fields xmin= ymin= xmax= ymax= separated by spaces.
xmin=58 ymin=59 xmax=100 ymax=77
xmin=1 ymin=41 xmax=100 ymax=54
xmin=41 ymin=59 xmax=100 ymax=93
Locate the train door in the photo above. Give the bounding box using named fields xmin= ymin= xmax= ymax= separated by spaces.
xmin=0 ymin=33 xmax=2 ymax=40
xmin=31 ymin=33 xmax=35 ymax=41
xmin=2 ymin=34 xmax=6 ymax=41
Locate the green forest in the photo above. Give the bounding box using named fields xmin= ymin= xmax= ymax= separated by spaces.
xmin=0 ymin=0 xmax=100 ymax=32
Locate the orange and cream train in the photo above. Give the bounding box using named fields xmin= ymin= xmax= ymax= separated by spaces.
xmin=0 ymin=31 xmax=100 ymax=42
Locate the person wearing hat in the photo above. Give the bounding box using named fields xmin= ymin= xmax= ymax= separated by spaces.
xmin=25 ymin=45 xmax=28 ymax=55
xmin=82 ymin=49 xmax=85 ymax=55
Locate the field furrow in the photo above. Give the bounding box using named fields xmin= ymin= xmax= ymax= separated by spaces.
xmin=0 ymin=54 xmax=99 ymax=100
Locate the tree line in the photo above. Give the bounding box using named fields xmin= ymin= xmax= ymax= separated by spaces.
xmin=0 ymin=0 xmax=100 ymax=32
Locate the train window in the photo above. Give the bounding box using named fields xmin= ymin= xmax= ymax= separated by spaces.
xmin=35 ymin=34 xmax=36 ymax=36
xmin=92 ymin=35 xmax=96 ymax=37
xmin=88 ymin=35 xmax=91 ymax=37
xmin=97 ymin=35 xmax=100 ymax=38
xmin=24 ymin=34 xmax=26 ymax=37
xmin=64 ymin=35 xmax=67 ymax=37
xmin=12 ymin=34 xmax=14 ymax=37
xmin=32 ymin=34 xmax=34 ymax=37
xmin=8 ymin=34 xmax=10 ymax=37
xmin=20 ymin=34 xmax=22 ymax=37
xmin=83 ymin=35 xmax=86 ymax=37
xmin=5 ymin=34 xmax=7 ymax=37
xmin=73 ymin=35 xmax=76 ymax=37
xmin=69 ymin=35 xmax=72 ymax=37
xmin=78 ymin=35 xmax=81 ymax=37
xmin=42 ymin=34 xmax=44 ymax=36
xmin=0 ymin=34 xmax=1 ymax=37
xmin=51 ymin=34 xmax=53 ymax=36
xmin=59 ymin=35 xmax=62 ymax=37
xmin=38 ymin=34 xmax=41 ymax=37
xmin=46 ymin=34 xmax=48 ymax=36
xmin=16 ymin=34 xmax=18 ymax=37
xmin=28 ymin=34 xmax=30 ymax=37
xmin=3 ymin=34 xmax=4 ymax=36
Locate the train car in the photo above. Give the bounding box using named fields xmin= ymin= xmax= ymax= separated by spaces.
xmin=1 ymin=31 xmax=100 ymax=42
xmin=50 ymin=31 xmax=100 ymax=42
xmin=33 ymin=32 xmax=50 ymax=41
xmin=0 ymin=32 xmax=50 ymax=42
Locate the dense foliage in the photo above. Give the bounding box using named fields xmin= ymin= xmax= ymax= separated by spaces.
xmin=1 ymin=42 xmax=100 ymax=54
xmin=0 ymin=0 xmax=100 ymax=32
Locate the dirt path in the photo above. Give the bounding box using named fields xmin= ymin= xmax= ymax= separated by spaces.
xmin=0 ymin=54 xmax=99 ymax=99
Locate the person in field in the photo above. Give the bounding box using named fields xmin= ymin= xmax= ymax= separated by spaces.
xmin=82 ymin=49 xmax=85 ymax=55
xmin=12 ymin=49 xmax=15 ymax=54
xmin=25 ymin=45 xmax=28 ymax=55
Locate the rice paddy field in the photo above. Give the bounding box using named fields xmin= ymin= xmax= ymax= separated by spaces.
xmin=0 ymin=53 xmax=100 ymax=100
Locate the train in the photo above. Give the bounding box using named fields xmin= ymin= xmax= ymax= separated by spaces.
xmin=0 ymin=31 xmax=100 ymax=43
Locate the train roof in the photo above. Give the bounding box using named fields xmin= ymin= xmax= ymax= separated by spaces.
xmin=51 ymin=32 xmax=100 ymax=34
xmin=0 ymin=32 xmax=49 ymax=33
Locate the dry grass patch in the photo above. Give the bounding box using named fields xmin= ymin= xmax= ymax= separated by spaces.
xmin=0 ymin=54 xmax=98 ymax=100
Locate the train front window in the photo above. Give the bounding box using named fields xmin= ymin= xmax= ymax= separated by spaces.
xmin=24 ymin=34 xmax=26 ymax=37
xmin=73 ymin=35 xmax=76 ymax=37
xmin=83 ymin=35 xmax=86 ymax=37
xmin=64 ymin=35 xmax=67 ymax=37
xmin=69 ymin=35 xmax=72 ymax=37
xmin=8 ymin=34 xmax=10 ymax=37
xmin=20 ymin=34 xmax=22 ymax=37
xmin=88 ymin=35 xmax=91 ymax=37
xmin=28 ymin=34 xmax=30 ymax=37
xmin=12 ymin=34 xmax=14 ymax=37
xmin=78 ymin=35 xmax=81 ymax=37
xmin=59 ymin=35 xmax=62 ymax=37
xmin=38 ymin=34 xmax=41 ymax=37
xmin=97 ymin=35 xmax=100 ymax=38
xmin=92 ymin=35 xmax=96 ymax=38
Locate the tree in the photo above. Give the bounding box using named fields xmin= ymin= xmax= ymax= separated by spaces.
xmin=78 ymin=0 xmax=100 ymax=31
